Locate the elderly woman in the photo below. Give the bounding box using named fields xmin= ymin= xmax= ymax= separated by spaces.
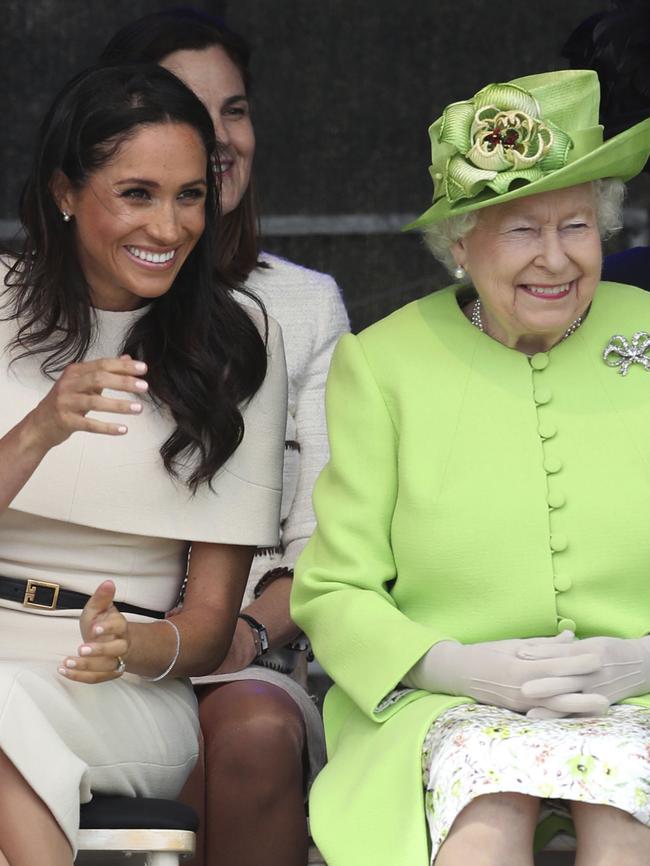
xmin=0 ymin=63 xmax=285 ymax=864
xmin=292 ymin=69 xmax=650 ymax=866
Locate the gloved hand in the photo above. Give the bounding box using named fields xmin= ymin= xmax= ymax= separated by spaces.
xmin=403 ymin=632 xmax=606 ymax=714
xmin=520 ymin=635 xmax=650 ymax=719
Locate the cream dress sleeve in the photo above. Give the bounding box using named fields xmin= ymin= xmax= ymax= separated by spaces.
xmin=1 ymin=304 xmax=287 ymax=546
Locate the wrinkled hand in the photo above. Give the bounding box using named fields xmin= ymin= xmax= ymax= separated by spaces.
xmin=210 ymin=618 xmax=257 ymax=675
xmin=26 ymin=355 xmax=148 ymax=452
xmin=59 ymin=580 xmax=130 ymax=684
xmin=404 ymin=632 xmax=605 ymax=714
xmin=521 ymin=636 xmax=650 ymax=719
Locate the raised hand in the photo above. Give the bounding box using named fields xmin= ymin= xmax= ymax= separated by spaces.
xmin=25 ymin=355 xmax=148 ymax=452
xmin=521 ymin=635 xmax=650 ymax=718
xmin=404 ymin=632 xmax=606 ymax=714
xmin=59 ymin=580 xmax=131 ymax=684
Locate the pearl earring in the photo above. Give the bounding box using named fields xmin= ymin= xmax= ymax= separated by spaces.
xmin=453 ymin=265 xmax=465 ymax=280
xmin=62 ymin=211 xmax=71 ymax=223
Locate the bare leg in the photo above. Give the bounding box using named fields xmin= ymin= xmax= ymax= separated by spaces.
xmin=192 ymin=681 xmax=308 ymax=866
xmin=0 ymin=750 xmax=73 ymax=866
xmin=572 ymin=801 xmax=650 ymax=866
xmin=436 ymin=792 xmax=540 ymax=866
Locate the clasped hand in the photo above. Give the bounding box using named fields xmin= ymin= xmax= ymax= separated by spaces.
xmin=406 ymin=631 xmax=650 ymax=718
xmin=59 ymin=580 xmax=130 ymax=684
xmin=519 ymin=635 xmax=650 ymax=719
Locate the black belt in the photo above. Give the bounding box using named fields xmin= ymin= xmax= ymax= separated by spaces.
xmin=0 ymin=576 xmax=165 ymax=619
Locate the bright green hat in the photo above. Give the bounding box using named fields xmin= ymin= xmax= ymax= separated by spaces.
xmin=406 ymin=69 xmax=650 ymax=229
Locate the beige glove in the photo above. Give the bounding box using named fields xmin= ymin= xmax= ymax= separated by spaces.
xmin=521 ymin=635 xmax=650 ymax=719
xmin=404 ymin=632 xmax=606 ymax=714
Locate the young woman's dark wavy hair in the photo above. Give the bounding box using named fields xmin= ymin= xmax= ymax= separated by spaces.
xmin=100 ymin=8 xmax=263 ymax=283
xmin=4 ymin=63 xmax=267 ymax=492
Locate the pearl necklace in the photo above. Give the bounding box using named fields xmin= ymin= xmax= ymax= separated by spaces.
xmin=470 ymin=298 xmax=583 ymax=344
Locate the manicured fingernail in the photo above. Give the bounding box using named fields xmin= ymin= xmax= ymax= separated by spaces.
xmin=94 ymin=626 xmax=104 ymax=636
xmin=58 ymin=667 xmax=68 ymax=676
xmin=65 ymin=659 xmax=77 ymax=668
xmin=135 ymin=380 xmax=148 ymax=391
xmin=134 ymin=362 xmax=147 ymax=373
xmin=117 ymin=425 xmax=127 ymax=434
xmin=80 ymin=645 xmax=92 ymax=656
xmin=130 ymin=403 xmax=142 ymax=413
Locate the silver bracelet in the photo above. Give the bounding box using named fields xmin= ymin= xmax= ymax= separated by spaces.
xmin=144 ymin=619 xmax=181 ymax=682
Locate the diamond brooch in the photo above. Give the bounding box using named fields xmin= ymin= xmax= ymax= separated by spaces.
xmin=603 ymin=331 xmax=650 ymax=376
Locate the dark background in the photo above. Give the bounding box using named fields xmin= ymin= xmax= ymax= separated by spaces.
xmin=2 ymin=1 xmax=647 ymax=330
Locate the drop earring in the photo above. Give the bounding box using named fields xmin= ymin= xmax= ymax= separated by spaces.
xmin=453 ymin=265 xmax=465 ymax=281
xmin=62 ymin=210 xmax=72 ymax=223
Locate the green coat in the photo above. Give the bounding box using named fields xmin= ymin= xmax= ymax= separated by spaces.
xmin=292 ymin=282 xmax=650 ymax=866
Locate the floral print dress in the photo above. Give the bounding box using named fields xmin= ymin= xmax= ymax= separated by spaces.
xmin=421 ymin=703 xmax=650 ymax=863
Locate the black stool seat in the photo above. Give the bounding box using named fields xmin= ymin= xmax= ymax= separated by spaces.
xmin=80 ymin=796 xmax=198 ymax=832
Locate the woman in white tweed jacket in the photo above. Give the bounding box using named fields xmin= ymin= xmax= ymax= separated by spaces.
xmin=100 ymin=10 xmax=349 ymax=866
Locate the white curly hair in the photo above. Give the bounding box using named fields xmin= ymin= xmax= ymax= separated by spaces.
xmin=422 ymin=179 xmax=626 ymax=276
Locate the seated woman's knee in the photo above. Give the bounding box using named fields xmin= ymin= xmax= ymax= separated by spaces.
xmin=198 ymin=681 xmax=305 ymax=773
xmin=460 ymin=792 xmax=538 ymax=823
xmin=437 ymin=794 xmax=539 ymax=865
xmin=571 ymin=800 xmax=650 ymax=846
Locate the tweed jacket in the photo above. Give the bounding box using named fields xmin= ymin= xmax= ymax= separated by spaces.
xmin=292 ymin=281 xmax=650 ymax=866
xmin=242 ymin=253 xmax=349 ymax=604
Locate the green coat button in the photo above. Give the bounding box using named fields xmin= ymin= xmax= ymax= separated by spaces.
xmin=550 ymin=533 xmax=568 ymax=551
xmin=538 ymin=421 xmax=557 ymax=439
xmin=547 ymin=488 xmax=566 ymax=508
xmin=557 ymin=617 xmax=576 ymax=633
xmin=530 ymin=353 xmax=550 ymax=370
xmin=554 ymin=574 xmax=572 ymax=592
xmin=534 ymin=386 xmax=552 ymax=405
xmin=544 ymin=456 xmax=563 ymax=474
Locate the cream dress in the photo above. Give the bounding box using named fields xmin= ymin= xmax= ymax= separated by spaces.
xmin=0 ymin=298 xmax=287 ymax=852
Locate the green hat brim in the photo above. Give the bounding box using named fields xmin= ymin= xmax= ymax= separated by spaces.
xmin=404 ymin=116 xmax=650 ymax=231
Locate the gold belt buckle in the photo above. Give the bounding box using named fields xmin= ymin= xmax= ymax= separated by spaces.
xmin=24 ymin=579 xmax=60 ymax=610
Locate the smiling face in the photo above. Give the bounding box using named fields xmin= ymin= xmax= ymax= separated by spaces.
xmin=161 ymin=45 xmax=255 ymax=217
xmin=57 ymin=122 xmax=207 ymax=311
xmin=452 ymin=183 xmax=603 ymax=353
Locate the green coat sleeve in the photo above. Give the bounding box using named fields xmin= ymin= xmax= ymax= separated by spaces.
xmin=291 ymin=332 xmax=447 ymax=720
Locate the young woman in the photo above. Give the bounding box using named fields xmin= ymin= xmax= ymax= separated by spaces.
xmin=0 ymin=63 xmax=286 ymax=865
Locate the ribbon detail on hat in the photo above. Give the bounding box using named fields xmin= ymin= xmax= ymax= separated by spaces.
xmin=434 ymin=83 xmax=573 ymax=203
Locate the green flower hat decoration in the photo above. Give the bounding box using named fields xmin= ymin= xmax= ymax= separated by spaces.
xmin=438 ymin=83 xmax=572 ymax=203
xmin=406 ymin=69 xmax=650 ymax=229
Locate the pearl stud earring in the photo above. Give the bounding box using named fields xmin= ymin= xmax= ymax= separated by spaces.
xmin=62 ymin=211 xmax=72 ymax=223
xmin=453 ymin=265 xmax=466 ymax=280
